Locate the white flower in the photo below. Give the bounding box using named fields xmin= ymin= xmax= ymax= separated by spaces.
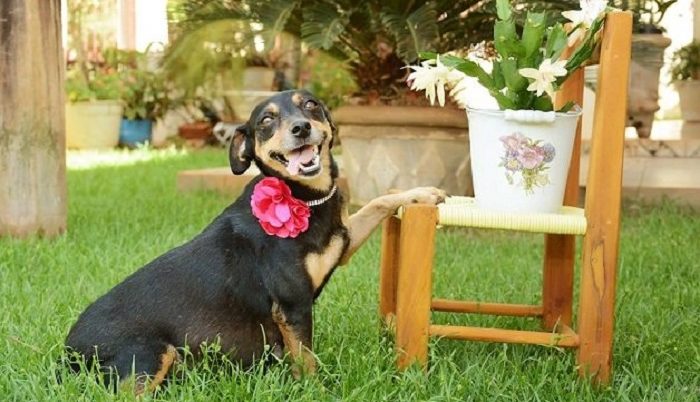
xmin=518 ymin=58 xmax=568 ymax=99
xmin=562 ymin=0 xmax=608 ymax=45
xmin=407 ymin=56 xmax=465 ymax=107
xmin=450 ymin=76 xmax=499 ymax=110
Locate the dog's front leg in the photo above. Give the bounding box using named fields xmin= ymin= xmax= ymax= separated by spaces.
xmin=271 ymin=302 xmax=315 ymax=378
xmin=339 ymin=187 xmax=446 ymax=265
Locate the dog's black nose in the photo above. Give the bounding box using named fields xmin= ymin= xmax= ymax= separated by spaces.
xmin=290 ymin=120 xmax=312 ymax=138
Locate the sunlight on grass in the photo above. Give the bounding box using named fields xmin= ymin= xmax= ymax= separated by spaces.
xmin=66 ymin=145 xmax=190 ymax=170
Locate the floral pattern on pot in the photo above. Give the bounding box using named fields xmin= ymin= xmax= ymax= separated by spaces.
xmin=499 ymin=132 xmax=556 ymax=194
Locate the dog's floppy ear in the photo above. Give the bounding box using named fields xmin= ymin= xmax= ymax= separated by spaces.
xmin=229 ymin=124 xmax=254 ymax=175
xmin=320 ymin=102 xmax=338 ymax=149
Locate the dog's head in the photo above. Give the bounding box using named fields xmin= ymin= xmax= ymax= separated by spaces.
xmin=229 ymin=90 xmax=337 ymax=192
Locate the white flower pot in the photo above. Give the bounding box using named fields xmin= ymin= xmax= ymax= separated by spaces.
xmin=65 ymin=100 xmax=123 ymax=149
xmin=466 ymin=108 xmax=582 ymax=214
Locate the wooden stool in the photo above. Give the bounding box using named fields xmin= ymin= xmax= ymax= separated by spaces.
xmin=379 ymin=12 xmax=632 ymax=385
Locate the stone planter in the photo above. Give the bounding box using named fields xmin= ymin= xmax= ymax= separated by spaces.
xmin=65 ymin=100 xmax=122 ymax=149
xmin=628 ymin=34 xmax=672 ymax=138
xmin=335 ymin=106 xmax=471 ymax=205
xmin=676 ymin=80 xmax=700 ymax=122
xmin=676 ymin=80 xmax=700 ymax=139
xmin=584 ymin=34 xmax=671 ymax=139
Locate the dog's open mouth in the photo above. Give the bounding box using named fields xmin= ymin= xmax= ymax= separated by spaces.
xmin=271 ymin=144 xmax=322 ymax=176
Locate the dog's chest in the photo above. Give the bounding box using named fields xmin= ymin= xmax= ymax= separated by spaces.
xmin=304 ymin=234 xmax=346 ymax=291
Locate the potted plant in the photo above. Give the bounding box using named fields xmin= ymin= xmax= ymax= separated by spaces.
xmin=409 ymin=0 xmax=609 ymax=213
xmin=670 ymin=41 xmax=700 ymax=129
xmin=114 ymin=50 xmax=173 ymax=147
xmin=65 ymin=67 xmax=123 ymax=149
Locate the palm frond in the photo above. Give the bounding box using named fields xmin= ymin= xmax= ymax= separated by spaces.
xmin=381 ymin=3 xmax=439 ymax=62
xmin=301 ymin=3 xmax=350 ymax=51
xmin=250 ymin=0 xmax=301 ymax=48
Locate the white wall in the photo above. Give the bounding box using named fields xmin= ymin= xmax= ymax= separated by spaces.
xmin=118 ymin=0 xmax=168 ymax=51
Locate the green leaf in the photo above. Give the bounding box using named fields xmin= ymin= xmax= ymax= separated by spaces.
xmin=491 ymin=60 xmax=506 ymax=90
xmin=545 ymin=23 xmax=568 ymax=60
xmin=558 ymin=100 xmax=576 ymax=112
xmin=381 ymin=3 xmax=439 ymax=62
xmin=521 ymin=12 xmax=546 ymax=59
xmin=418 ymin=51 xmax=437 ymax=60
xmin=452 ymin=59 xmax=495 ymax=90
xmin=500 ymin=57 xmax=528 ymax=92
xmin=533 ymin=95 xmax=554 ymax=111
xmin=301 ymin=3 xmax=349 ymax=50
xmin=491 ymin=90 xmax=517 ymax=110
xmin=496 ymin=0 xmax=512 ymax=21
xmin=438 ymin=54 xmax=470 ymax=68
xmin=563 ymin=14 xmax=606 ymax=80
xmin=254 ymin=0 xmax=300 ymax=50
xmin=494 ymin=20 xmax=523 ymax=59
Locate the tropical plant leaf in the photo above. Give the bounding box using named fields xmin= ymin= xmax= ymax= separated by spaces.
xmin=251 ymin=0 xmax=300 ymax=50
xmin=521 ymin=12 xmax=546 ymax=60
xmin=492 ymin=60 xmax=506 ymax=90
xmin=301 ymin=3 xmax=349 ymax=50
xmin=558 ymin=100 xmax=575 ymax=112
xmin=563 ymin=14 xmax=606 ymax=78
xmin=494 ymin=20 xmax=524 ymax=59
xmin=381 ymin=2 xmax=439 ymax=62
xmin=452 ymin=59 xmax=495 ymax=90
xmin=496 ymin=0 xmax=513 ymax=20
xmin=500 ymin=57 xmax=528 ymax=92
xmin=545 ymin=23 xmax=568 ymax=60
xmin=533 ymin=94 xmax=554 ymax=111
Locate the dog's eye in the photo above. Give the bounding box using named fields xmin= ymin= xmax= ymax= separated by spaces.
xmin=260 ymin=116 xmax=273 ymax=125
xmin=304 ymin=100 xmax=318 ymax=110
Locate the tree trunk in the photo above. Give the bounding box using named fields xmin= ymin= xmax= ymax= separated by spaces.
xmin=0 ymin=0 xmax=67 ymax=237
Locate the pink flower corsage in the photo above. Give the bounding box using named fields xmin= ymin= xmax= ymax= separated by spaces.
xmin=251 ymin=177 xmax=310 ymax=238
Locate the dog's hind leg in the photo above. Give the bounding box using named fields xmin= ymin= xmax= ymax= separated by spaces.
xmin=339 ymin=187 xmax=447 ymax=264
xmin=101 ymin=342 xmax=178 ymax=396
xmin=271 ymin=302 xmax=315 ymax=378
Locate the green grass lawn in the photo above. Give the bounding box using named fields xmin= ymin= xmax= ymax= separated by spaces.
xmin=1 ymin=148 xmax=698 ymax=401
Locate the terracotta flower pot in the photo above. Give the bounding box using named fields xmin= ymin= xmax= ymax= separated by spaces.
xmin=178 ymin=122 xmax=212 ymax=140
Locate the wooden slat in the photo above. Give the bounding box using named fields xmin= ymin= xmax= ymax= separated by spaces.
xmin=431 ymin=299 xmax=543 ymax=317
xmin=542 ymin=59 xmax=584 ymax=330
xmin=395 ymin=205 xmax=438 ymax=369
xmin=379 ymin=215 xmax=401 ymax=324
xmin=577 ymin=11 xmax=632 ymax=385
xmin=430 ymin=325 xmax=580 ymax=348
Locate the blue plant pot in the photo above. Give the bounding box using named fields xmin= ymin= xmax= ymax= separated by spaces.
xmin=119 ymin=119 xmax=152 ymax=147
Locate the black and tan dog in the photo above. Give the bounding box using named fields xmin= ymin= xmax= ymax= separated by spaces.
xmin=64 ymin=90 xmax=446 ymax=393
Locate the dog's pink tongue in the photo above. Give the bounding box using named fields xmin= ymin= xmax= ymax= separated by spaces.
xmin=286 ymin=146 xmax=315 ymax=175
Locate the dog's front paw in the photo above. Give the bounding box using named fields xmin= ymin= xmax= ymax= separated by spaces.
xmin=400 ymin=187 xmax=447 ymax=206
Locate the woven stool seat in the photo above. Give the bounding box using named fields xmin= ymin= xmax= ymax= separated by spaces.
xmin=398 ymin=197 xmax=587 ymax=235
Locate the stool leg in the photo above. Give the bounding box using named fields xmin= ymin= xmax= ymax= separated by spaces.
xmin=577 ymin=227 xmax=619 ymax=384
xmin=542 ymin=234 xmax=575 ymax=330
xmin=576 ymin=11 xmax=630 ymax=385
xmin=379 ymin=215 xmax=401 ymax=325
xmin=395 ymin=205 xmax=438 ymax=370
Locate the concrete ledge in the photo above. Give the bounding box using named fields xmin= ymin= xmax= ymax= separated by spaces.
xmin=177 ymin=166 xmax=350 ymax=199
xmin=178 ymin=156 xmax=699 ymax=207
xmin=580 ymin=156 xmax=700 ymax=207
